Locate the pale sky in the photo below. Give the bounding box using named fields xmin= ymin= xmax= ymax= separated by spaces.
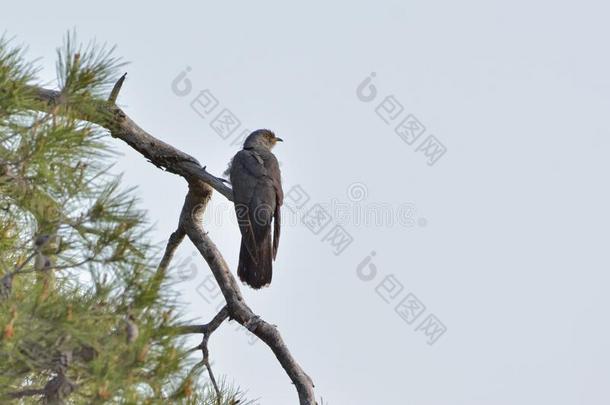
xmin=4 ymin=1 xmax=610 ymax=404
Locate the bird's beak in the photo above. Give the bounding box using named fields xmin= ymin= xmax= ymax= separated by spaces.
xmin=275 ymin=137 xmax=283 ymax=142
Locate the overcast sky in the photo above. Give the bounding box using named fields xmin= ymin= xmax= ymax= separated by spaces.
xmin=3 ymin=1 xmax=610 ymax=404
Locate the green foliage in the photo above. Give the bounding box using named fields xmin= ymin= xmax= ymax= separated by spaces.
xmin=0 ymin=34 xmax=248 ymax=404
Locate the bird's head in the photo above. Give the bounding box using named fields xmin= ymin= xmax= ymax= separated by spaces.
xmin=243 ymin=129 xmax=283 ymax=150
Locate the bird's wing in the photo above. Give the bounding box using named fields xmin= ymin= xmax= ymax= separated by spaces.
xmin=273 ymin=201 xmax=281 ymax=259
xmin=260 ymin=153 xmax=283 ymax=259
xmin=230 ymin=149 xmax=276 ymax=262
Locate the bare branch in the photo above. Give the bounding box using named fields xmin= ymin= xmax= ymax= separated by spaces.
xmin=180 ymin=182 xmax=317 ymax=404
xmin=5 ymin=388 xmax=45 ymax=399
xmin=197 ymin=306 xmax=228 ymax=400
xmin=177 ymin=306 xmax=229 ymax=336
xmin=108 ymin=72 xmax=126 ymax=104
xmin=27 ymin=85 xmax=233 ymax=200
xmin=20 ymin=76 xmax=317 ymax=405
xmin=159 ymin=229 xmax=185 ymax=269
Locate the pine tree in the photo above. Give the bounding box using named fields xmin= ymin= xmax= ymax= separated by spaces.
xmin=0 ymin=35 xmax=251 ymax=404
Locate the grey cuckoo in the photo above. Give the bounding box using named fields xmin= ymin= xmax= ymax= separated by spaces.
xmin=227 ymin=129 xmax=283 ymax=289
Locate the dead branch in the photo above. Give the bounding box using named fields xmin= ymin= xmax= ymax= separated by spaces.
xmin=20 ymin=76 xmax=316 ymax=404
xmin=5 ymin=388 xmax=45 ymax=399
xmin=195 ymin=306 xmax=228 ymax=400
xmin=177 ymin=306 xmax=229 ymax=337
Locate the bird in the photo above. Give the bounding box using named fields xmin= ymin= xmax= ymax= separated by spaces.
xmin=227 ymin=129 xmax=283 ymax=289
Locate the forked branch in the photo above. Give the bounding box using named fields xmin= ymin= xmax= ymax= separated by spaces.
xmin=20 ymin=76 xmax=316 ymax=404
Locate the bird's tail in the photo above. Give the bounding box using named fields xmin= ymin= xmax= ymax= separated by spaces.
xmin=237 ymin=234 xmax=273 ymax=289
